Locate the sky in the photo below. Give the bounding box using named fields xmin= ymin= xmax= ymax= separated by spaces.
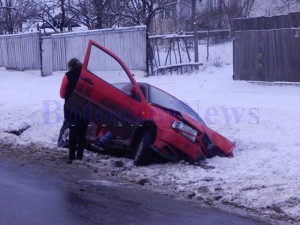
xmin=0 ymin=42 xmax=299 ymax=224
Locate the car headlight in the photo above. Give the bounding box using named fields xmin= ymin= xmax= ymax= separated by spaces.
xmin=172 ymin=121 xmax=198 ymax=143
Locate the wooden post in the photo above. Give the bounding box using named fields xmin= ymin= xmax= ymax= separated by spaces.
xmin=192 ymin=0 xmax=199 ymax=69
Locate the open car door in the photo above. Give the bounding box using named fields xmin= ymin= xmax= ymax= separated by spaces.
xmin=66 ymin=40 xmax=147 ymax=138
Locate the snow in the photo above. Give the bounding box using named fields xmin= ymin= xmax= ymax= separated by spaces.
xmin=1 ymin=42 xmax=300 ymax=224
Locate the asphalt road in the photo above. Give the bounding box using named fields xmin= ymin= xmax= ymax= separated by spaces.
xmin=0 ymin=150 xmax=265 ymax=225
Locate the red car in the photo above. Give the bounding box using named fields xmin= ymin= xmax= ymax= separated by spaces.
xmin=60 ymin=40 xmax=235 ymax=166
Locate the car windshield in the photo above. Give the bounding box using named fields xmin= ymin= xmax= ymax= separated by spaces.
xmin=148 ymin=86 xmax=202 ymax=122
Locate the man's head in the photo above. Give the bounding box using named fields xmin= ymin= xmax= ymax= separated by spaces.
xmin=67 ymin=58 xmax=82 ymax=71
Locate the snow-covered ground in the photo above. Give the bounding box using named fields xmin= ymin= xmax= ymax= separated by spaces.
xmin=1 ymin=42 xmax=300 ymax=224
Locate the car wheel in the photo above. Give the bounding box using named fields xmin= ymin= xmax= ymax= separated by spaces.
xmin=134 ymin=130 xmax=155 ymax=166
xmin=57 ymin=121 xmax=69 ymax=148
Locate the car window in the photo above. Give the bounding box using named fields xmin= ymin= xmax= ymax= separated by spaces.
xmin=112 ymin=83 xmax=132 ymax=96
xmin=87 ymin=44 xmax=133 ymax=94
xmin=149 ymin=86 xmax=203 ymax=122
xmin=138 ymin=85 xmax=147 ymax=100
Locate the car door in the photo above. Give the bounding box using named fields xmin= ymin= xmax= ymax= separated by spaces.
xmin=67 ymin=40 xmax=147 ymax=138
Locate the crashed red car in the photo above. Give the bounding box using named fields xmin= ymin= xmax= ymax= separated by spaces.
xmin=60 ymin=40 xmax=235 ymax=166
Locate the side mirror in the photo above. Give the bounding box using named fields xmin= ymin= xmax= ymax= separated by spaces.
xmin=130 ymin=85 xmax=138 ymax=97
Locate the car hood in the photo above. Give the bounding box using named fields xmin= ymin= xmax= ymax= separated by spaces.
xmin=150 ymin=103 xmax=234 ymax=151
xmin=150 ymin=103 xmax=201 ymax=128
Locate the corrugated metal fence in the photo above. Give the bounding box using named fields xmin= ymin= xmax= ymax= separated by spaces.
xmin=0 ymin=26 xmax=146 ymax=76
xmin=233 ymin=13 xmax=300 ymax=82
xmin=0 ymin=32 xmax=41 ymax=70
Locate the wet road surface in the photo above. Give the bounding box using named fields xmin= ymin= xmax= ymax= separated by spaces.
xmin=0 ymin=153 xmax=265 ymax=225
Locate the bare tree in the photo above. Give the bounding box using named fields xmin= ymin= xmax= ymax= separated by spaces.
xmin=67 ymin=0 xmax=92 ymax=29
xmin=198 ymin=1 xmax=227 ymax=30
xmin=0 ymin=0 xmax=36 ymax=34
xmin=272 ymin=0 xmax=300 ymax=13
xmin=67 ymin=0 xmax=117 ymax=30
xmin=220 ymin=0 xmax=257 ymax=28
xmin=32 ymin=0 xmax=61 ymax=32
xmin=257 ymin=0 xmax=276 ymax=16
xmin=33 ymin=0 xmax=80 ymax=33
xmin=116 ymin=0 xmax=176 ymax=32
xmin=115 ymin=0 xmax=177 ymax=73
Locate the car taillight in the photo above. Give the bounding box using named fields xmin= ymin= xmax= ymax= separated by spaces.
xmin=172 ymin=121 xmax=198 ymax=143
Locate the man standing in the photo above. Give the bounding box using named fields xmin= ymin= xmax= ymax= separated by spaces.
xmin=60 ymin=58 xmax=88 ymax=163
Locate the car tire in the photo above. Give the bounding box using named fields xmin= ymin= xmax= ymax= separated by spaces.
xmin=57 ymin=120 xmax=69 ymax=148
xmin=134 ymin=130 xmax=155 ymax=166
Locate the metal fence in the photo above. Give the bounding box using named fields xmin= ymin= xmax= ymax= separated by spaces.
xmin=0 ymin=26 xmax=147 ymax=76
xmin=0 ymin=32 xmax=41 ymax=70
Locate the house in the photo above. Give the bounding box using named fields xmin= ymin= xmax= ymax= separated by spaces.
xmin=150 ymin=0 xmax=197 ymax=34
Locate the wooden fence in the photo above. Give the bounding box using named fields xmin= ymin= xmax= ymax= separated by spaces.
xmin=232 ymin=12 xmax=300 ymax=32
xmin=233 ymin=12 xmax=300 ymax=82
xmin=0 ymin=26 xmax=147 ymax=76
